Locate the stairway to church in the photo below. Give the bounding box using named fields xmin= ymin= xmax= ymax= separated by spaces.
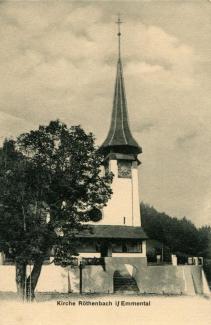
xmin=113 ymin=271 xmax=139 ymax=293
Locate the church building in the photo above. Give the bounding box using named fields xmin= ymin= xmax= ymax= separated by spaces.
xmin=76 ymin=17 xmax=147 ymax=262
xmin=71 ymin=18 xmax=148 ymax=293
xmin=0 ymin=18 xmax=209 ymax=297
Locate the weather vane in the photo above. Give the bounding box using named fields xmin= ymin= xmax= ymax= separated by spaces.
xmin=116 ymin=14 xmax=123 ymax=59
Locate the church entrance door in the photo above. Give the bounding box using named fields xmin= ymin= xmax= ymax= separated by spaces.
xmin=100 ymin=243 xmax=109 ymax=257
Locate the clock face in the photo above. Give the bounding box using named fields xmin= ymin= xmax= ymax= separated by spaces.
xmin=118 ymin=161 xmax=132 ymax=178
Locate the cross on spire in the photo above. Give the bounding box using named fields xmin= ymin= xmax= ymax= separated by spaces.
xmin=116 ymin=14 xmax=123 ymax=59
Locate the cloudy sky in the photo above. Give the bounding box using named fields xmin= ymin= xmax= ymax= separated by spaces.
xmin=0 ymin=0 xmax=211 ymax=226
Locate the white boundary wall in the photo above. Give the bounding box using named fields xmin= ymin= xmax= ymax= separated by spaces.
xmin=0 ymin=265 xmax=79 ymax=293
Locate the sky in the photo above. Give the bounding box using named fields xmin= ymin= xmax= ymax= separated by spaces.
xmin=0 ymin=0 xmax=211 ymax=227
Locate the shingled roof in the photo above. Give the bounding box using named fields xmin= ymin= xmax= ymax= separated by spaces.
xmin=100 ymin=58 xmax=142 ymax=156
xmin=75 ymin=225 xmax=148 ymax=240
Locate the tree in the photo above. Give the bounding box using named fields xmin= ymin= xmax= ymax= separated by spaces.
xmin=198 ymin=226 xmax=211 ymax=258
xmin=141 ymin=202 xmax=210 ymax=259
xmin=0 ymin=120 xmax=112 ymax=301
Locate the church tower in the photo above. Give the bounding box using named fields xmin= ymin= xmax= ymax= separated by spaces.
xmin=76 ymin=17 xmax=147 ymax=266
xmin=100 ymin=16 xmax=142 ymax=227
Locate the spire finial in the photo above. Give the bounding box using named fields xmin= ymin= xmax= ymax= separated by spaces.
xmin=116 ymin=14 xmax=123 ymax=60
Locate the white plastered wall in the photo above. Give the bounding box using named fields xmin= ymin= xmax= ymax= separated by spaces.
xmin=101 ymin=159 xmax=141 ymax=226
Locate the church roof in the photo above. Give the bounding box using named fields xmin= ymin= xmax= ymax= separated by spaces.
xmin=100 ymin=19 xmax=142 ymax=156
xmin=75 ymin=225 xmax=148 ymax=240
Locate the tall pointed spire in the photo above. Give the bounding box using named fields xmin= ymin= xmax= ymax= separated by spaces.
xmin=101 ymin=15 xmax=142 ymax=156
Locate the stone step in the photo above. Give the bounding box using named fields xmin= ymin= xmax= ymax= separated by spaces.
xmin=114 ymin=276 xmax=139 ymax=293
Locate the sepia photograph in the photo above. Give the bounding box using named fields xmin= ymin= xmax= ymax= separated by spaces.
xmin=0 ymin=0 xmax=211 ymax=324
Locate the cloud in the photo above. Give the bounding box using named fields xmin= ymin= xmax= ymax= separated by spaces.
xmin=176 ymin=131 xmax=198 ymax=147
xmin=0 ymin=111 xmax=34 ymax=143
xmin=135 ymin=121 xmax=155 ymax=133
xmin=0 ymin=1 xmax=210 ymax=226
xmin=127 ymin=62 xmax=164 ymax=75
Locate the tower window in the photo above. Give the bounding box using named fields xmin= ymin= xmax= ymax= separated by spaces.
xmin=123 ymin=217 xmax=126 ymax=224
